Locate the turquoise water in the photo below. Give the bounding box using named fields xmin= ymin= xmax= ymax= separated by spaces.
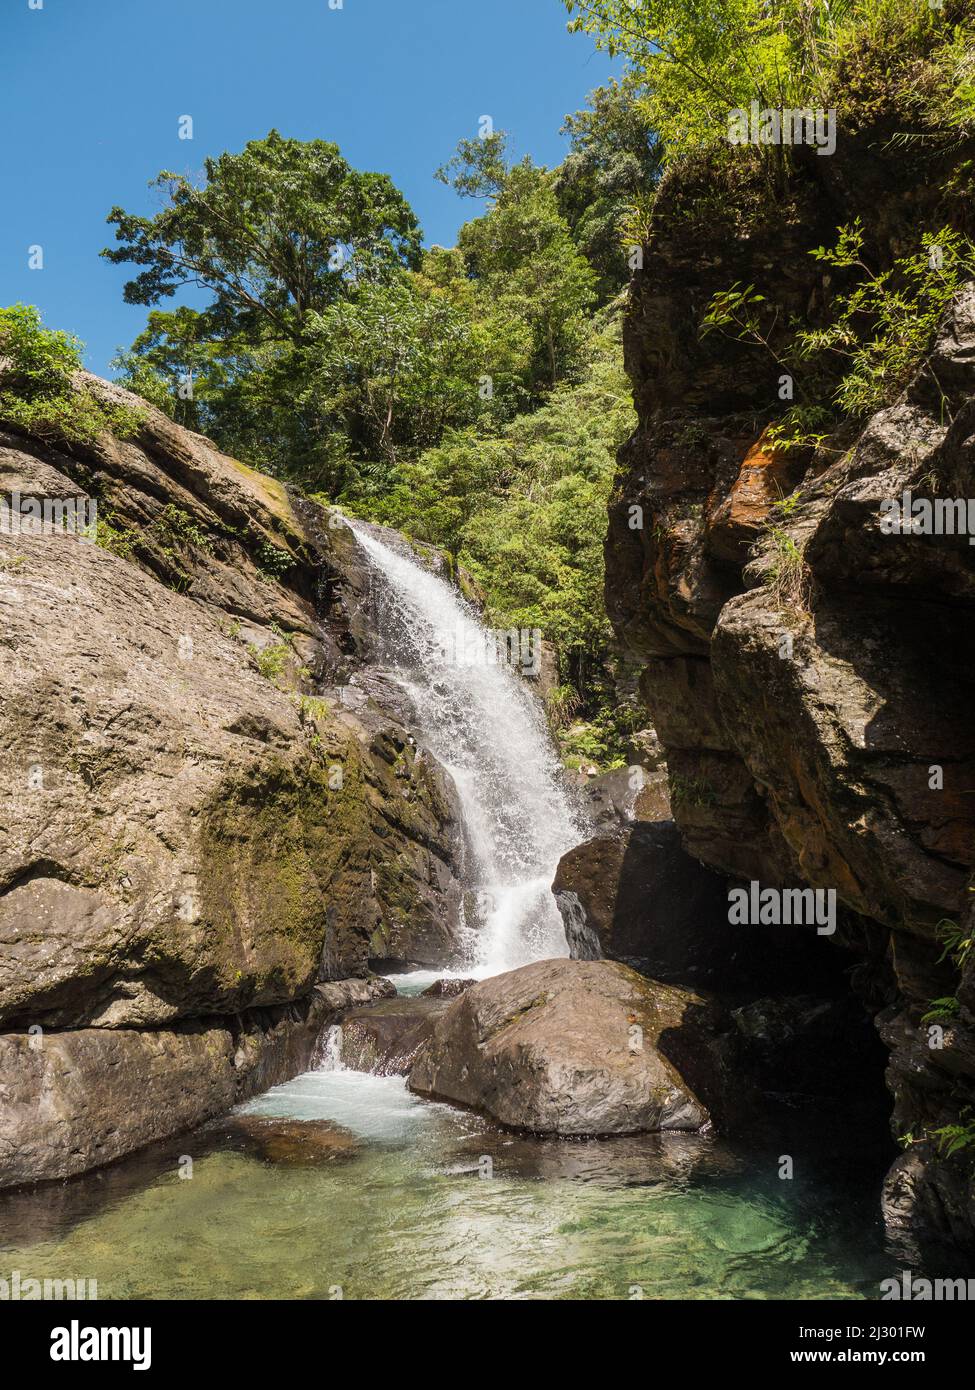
xmin=0 ymin=1065 xmax=911 ymax=1301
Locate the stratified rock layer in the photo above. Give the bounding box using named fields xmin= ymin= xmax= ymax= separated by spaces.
xmin=605 ymin=132 xmax=975 ymax=1243
xmin=0 ymin=978 xmax=391 ymax=1187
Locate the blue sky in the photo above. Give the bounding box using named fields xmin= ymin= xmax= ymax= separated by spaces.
xmin=0 ymin=0 xmax=618 ymax=378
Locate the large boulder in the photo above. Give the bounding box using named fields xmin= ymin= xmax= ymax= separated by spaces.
xmin=575 ymin=764 xmax=671 ymax=830
xmin=0 ymin=384 xmax=466 ymax=1033
xmin=554 ymin=822 xmax=727 ymax=984
xmin=408 ymin=958 xmax=743 ymax=1136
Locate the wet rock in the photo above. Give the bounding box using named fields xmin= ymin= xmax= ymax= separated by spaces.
xmin=0 ymin=371 xmax=469 ymax=1187
xmin=337 ymin=995 xmax=452 ymax=1075
xmin=576 ymin=765 xmax=671 ymax=829
xmin=216 ymin=1115 xmax=359 ymax=1167
xmin=421 ymin=977 xmax=477 ymax=998
xmin=879 ymin=1148 xmax=975 ymax=1252
xmin=0 ymin=978 xmax=391 ymax=1188
xmin=445 ymin=1128 xmax=743 ymax=1186
xmin=409 ymin=958 xmax=745 ymax=1136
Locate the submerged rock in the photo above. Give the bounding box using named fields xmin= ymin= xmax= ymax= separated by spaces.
xmin=215 ymin=1115 xmax=359 ymax=1167
xmin=408 ymin=958 xmax=743 ymax=1136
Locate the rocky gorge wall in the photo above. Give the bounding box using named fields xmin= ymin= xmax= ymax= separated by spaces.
xmin=603 ymin=123 xmax=975 ymax=1247
xmin=0 ymin=376 xmax=468 ymax=1185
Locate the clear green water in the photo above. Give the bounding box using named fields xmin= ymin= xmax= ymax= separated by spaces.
xmin=0 ymin=1067 xmax=919 ymax=1301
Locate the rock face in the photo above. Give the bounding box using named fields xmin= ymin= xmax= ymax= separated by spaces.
xmin=554 ymin=822 xmax=727 ymax=984
xmin=0 ymin=978 xmax=390 ymax=1187
xmin=604 ymin=126 xmax=975 ymax=1243
xmin=554 ymin=821 xmax=844 ymax=994
xmin=336 ymin=995 xmax=452 ymax=1076
xmin=408 ymin=958 xmax=743 ymax=1136
xmin=575 ymin=764 xmax=671 ymax=829
xmin=0 ymin=373 xmax=468 ymax=1184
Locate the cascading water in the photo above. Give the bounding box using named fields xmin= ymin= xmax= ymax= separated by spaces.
xmin=346 ymin=519 xmax=587 ymax=975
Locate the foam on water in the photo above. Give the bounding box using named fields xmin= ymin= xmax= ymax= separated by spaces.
xmin=240 ymin=1069 xmax=439 ymax=1143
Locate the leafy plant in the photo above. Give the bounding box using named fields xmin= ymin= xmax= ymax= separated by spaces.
xmin=563 ymin=0 xmax=960 ymax=173
xmin=920 ymin=916 xmax=973 ymax=1026
xmin=929 ymin=1115 xmax=975 ymax=1158
xmin=248 ymin=640 xmax=291 ymax=682
xmin=153 ymin=505 xmax=214 ymax=556
xmin=255 ymin=539 xmax=293 ymax=581
xmin=94 ymin=510 xmax=140 ymax=562
xmin=936 ymin=915 xmax=974 ymax=971
xmin=295 ymin=695 xmax=331 ymax=724
xmin=0 ymin=304 xmax=143 ymax=445
xmin=797 ymin=221 xmax=974 ymax=420
xmin=765 ymin=527 xmax=811 ymax=611
xmin=922 ymin=996 xmax=962 ymax=1025
xmin=702 ymin=222 xmax=975 ymax=456
xmin=670 ymin=773 xmax=718 ymax=809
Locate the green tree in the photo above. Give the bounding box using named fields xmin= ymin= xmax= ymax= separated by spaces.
xmin=110 ymin=306 xmax=241 ymax=432
xmin=364 ymin=307 xmax=637 ymax=760
xmin=562 ymin=0 xmax=956 ymax=171
xmin=303 ymin=270 xmax=481 ymax=468
xmin=458 ymin=163 xmax=597 ymax=393
xmin=435 ymin=129 xmax=512 ymax=199
xmin=0 ymin=304 xmax=143 ymax=445
xmin=103 ymin=130 xmax=422 ymax=347
xmin=554 ymin=75 xmax=662 ymax=298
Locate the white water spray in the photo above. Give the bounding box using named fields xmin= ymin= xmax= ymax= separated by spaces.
xmin=347 ymin=521 xmax=586 ymax=974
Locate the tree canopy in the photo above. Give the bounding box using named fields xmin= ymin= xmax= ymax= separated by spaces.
xmin=103 ymin=130 xmax=422 ymax=346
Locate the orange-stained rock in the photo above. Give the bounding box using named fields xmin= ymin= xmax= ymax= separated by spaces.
xmin=706 ymin=431 xmax=802 ymax=564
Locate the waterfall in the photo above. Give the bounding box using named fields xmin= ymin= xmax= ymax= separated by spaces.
xmin=346 ymin=520 xmax=587 ymax=975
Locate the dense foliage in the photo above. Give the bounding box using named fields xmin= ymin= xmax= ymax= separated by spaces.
xmin=0 ymin=304 xmax=142 ymax=444
xmin=103 ymin=93 xmax=656 ymax=763
xmin=564 ymin=0 xmax=975 ymax=169
xmin=358 ymin=307 xmax=637 ymax=766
